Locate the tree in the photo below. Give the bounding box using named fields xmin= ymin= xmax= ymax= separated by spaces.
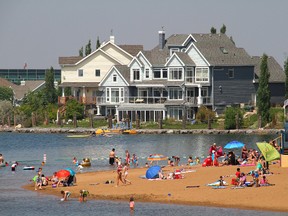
xmin=79 ymin=47 xmax=83 ymax=57
xmin=196 ymin=106 xmax=216 ymax=123
xmin=224 ymin=107 xmax=243 ymax=130
xmin=85 ymin=40 xmax=92 ymax=56
xmin=96 ymin=36 xmax=101 ymax=49
xmin=44 ymin=67 xmax=57 ymax=104
xmin=285 ymin=57 xmax=288 ymax=99
xmin=0 ymin=86 xmax=13 ymax=103
xmin=220 ymin=24 xmax=226 ymax=34
xmin=210 ymin=27 xmax=217 ymax=34
xmin=65 ymin=99 xmax=84 ymax=120
xmin=256 ymin=54 xmax=271 ymax=127
xmin=0 ymin=100 xmax=13 ymax=125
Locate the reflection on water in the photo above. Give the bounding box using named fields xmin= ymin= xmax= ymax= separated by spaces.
xmin=0 ymin=132 xmax=285 ymax=216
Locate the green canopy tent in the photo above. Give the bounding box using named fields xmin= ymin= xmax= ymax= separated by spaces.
xmin=256 ymin=142 xmax=280 ymax=162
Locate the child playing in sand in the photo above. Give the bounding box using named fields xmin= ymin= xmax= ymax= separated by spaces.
xmin=79 ymin=189 xmax=89 ymax=202
xmin=61 ymin=190 xmax=71 ymax=201
xmin=129 ymin=196 xmax=135 ymax=211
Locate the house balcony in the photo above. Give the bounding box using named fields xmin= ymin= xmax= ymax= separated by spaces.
xmin=58 ymin=96 xmax=97 ymax=105
xmin=96 ymin=96 xmax=168 ymax=106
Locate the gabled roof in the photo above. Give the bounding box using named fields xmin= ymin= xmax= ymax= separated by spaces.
xmin=0 ymin=78 xmax=16 ymax=88
xmin=142 ymin=49 xmax=170 ymax=67
xmin=99 ymin=65 xmax=130 ymax=86
xmin=152 ymin=33 xmax=254 ymax=66
xmin=251 ymin=56 xmax=285 ymax=83
xmin=174 ymin=52 xmax=195 ymax=66
xmin=119 ymin=45 xmax=143 ymax=56
xmin=59 ymin=56 xmax=83 ymax=65
xmin=14 ymin=80 xmax=45 ymax=100
xmin=192 ymin=33 xmax=254 ymax=66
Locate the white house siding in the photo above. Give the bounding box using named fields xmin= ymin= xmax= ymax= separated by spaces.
xmin=129 ymin=61 xmax=143 ymax=82
xmin=101 ymin=44 xmax=132 ymax=65
xmin=62 ymin=52 xmax=119 ymax=83
xmin=166 ymin=56 xmax=183 ymax=67
xmin=187 ymin=46 xmax=208 ymax=66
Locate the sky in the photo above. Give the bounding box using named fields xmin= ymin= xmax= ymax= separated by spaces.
xmin=0 ymin=0 xmax=288 ymax=69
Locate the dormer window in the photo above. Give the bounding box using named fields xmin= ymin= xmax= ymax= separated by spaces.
xmin=170 ymin=48 xmax=179 ymax=56
xmin=220 ymin=47 xmax=228 ymax=54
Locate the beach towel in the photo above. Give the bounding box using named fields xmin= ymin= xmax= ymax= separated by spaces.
xmin=212 ymin=186 xmax=226 ymax=189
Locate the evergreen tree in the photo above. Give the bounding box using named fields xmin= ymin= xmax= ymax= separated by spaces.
xmin=220 ymin=24 xmax=226 ymax=34
xmin=256 ymin=54 xmax=271 ymax=127
xmin=285 ymin=57 xmax=288 ymax=99
xmin=85 ymin=40 xmax=92 ymax=56
xmin=96 ymin=36 xmax=101 ymax=49
xmin=0 ymin=86 xmax=14 ymax=103
xmin=210 ymin=27 xmax=217 ymax=34
xmin=79 ymin=47 xmax=83 ymax=57
xmin=44 ymin=67 xmax=57 ymax=104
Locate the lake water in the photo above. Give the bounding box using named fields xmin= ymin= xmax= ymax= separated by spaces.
xmin=0 ymin=132 xmax=286 ymax=216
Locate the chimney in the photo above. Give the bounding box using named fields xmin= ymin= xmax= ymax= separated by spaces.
xmin=110 ymin=29 xmax=115 ymax=43
xmin=158 ymin=29 xmax=165 ymax=50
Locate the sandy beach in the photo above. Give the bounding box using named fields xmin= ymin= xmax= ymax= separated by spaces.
xmin=23 ymin=162 xmax=288 ymax=212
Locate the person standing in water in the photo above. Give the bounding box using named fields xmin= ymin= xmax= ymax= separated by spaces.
xmin=109 ymin=148 xmax=115 ymax=165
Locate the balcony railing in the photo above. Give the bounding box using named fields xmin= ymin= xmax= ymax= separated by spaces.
xmin=58 ymin=96 xmax=97 ymax=105
xmin=97 ymin=96 xmax=168 ymax=105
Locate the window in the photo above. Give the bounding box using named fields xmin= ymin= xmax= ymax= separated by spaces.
xmin=133 ymin=69 xmax=140 ymax=81
xmin=220 ymin=47 xmax=228 ymax=54
xmin=195 ymin=67 xmax=209 ymax=82
xmin=106 ymin=87 xmax=124 ymax=103
xmin=169 ymin=68 xmax=183 ymax=80
xmin=170 ymin=48 xmax=179 ymax=55
xmin=78 ymin=69 xmax=83 ymax=77
xmin=169 ymin=88 xmax=183 ymax=100
xmin=95 ymin=69 xmax=100 ymax=77
xmin=145 ymin=69 xmax=149 ymax=78
xmin=153 ymin=68 xmax=167 ymax=79
xmin=228 ymin=69 xmax=234 ymax=78
xmin=112 ymin=74 xmax=117 ymax=82
xmin=186 ymin=67 xmax=194 ymax=83
xmin=168 ymin=107 xmax=183 ymax=120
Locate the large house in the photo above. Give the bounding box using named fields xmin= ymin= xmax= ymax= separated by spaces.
xmin=58 ymin=31 xmax=285 ymax=122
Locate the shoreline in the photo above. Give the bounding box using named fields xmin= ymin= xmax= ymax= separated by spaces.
xmin=23 ymin=164 xmax=288 ymax=212
xmin=0 ymin=127 xmax=282 ymax=135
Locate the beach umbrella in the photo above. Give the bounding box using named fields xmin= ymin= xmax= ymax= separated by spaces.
xmin=256 ymin=142 xmax=280 ymax=162
xmin=55 ymin=169 xmax=70 ymax=178
xmin=224 ymin=141 xmax=245 ymax=149
xmin=145 ymin=165 xmax=161 ymax=179
xmin=147 ymin=154 xmax=168 ymax=162
xmin=65 ymin=168 xmax=76 ymax=176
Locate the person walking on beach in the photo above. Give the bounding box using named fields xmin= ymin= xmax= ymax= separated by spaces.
xmin=123 ymin=163 xmax=131 ymax=185
xmin=109 ymin=148 xmax=116 ymax=165
xmin=116 ymin=163 xmax=124 ymax=187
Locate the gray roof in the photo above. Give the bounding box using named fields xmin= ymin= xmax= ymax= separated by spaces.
xmin=142 ymin=49 xmax=170 ymax=66
xmin=251 ymin=56 xmax=285 ymax=83
xmin=119 ymin=45 xmax=143 ymax=56
xmin=114 ymin=65 xmax=130 ymax=84
xmin=59 ymin=82 xmax=99 ymax=87
xmin=59 ymin=56 xmax=83 ymax=65
xmin=174 ymin=52 xmax=195 ymax=66
xmin=152 ymin=33 xmax=254 ymax=66
xmin=13 ymin=80 xmax=45 ymax=100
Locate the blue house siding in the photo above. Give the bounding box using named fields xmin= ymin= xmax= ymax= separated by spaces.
xmin=213 ymin=66 xmax=255 ymax=107
xmin=254 ymin=83 xmax=285 ymax=105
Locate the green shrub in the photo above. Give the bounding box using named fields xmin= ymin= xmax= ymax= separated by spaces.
xmin=224 ymin=107 xmax=243 ymax=129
